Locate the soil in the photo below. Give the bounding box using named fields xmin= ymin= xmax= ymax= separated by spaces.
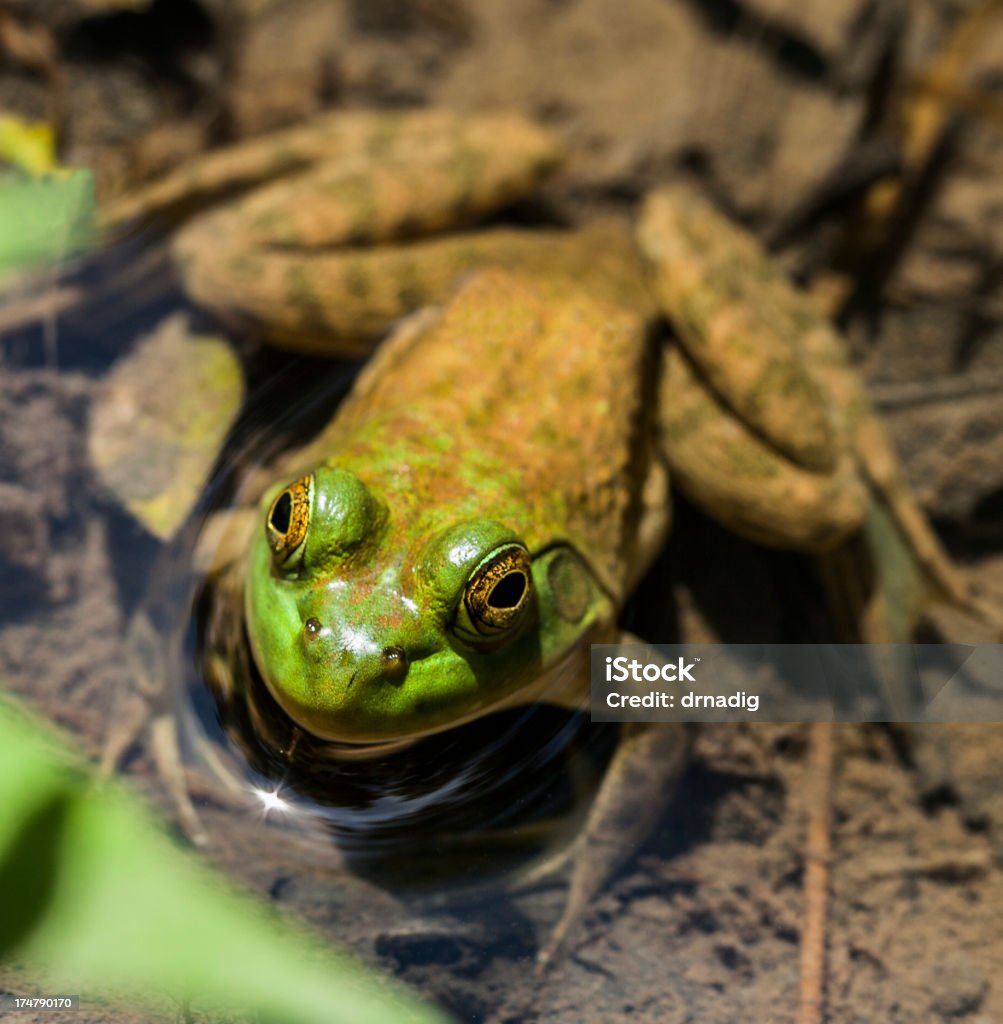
xmin=3 ymin=1 xmax=1003 ymax=1022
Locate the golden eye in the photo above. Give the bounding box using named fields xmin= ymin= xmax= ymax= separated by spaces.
xmin=461 ymin=543 xmax=533 ymax=639
xmin=265 ymin=474 xmax=312 ymax=566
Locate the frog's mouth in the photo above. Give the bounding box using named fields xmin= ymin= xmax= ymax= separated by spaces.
xmin=300 ymin=648 xmax=589 ymax=759
xmin=250 ymin=625 xmax=591 ymax=750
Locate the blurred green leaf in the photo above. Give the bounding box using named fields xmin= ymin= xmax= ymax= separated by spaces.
xmin=0 ymin=170 xmax=95 ymax=277
xmin=0 ymin=696 xmax=449 ymax=1024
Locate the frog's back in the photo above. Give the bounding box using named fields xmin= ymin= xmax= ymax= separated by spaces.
xmin=312 ymin=270 xmax=658 ymax=598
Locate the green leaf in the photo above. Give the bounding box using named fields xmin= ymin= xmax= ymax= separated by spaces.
xmin=0 ymin=696 xmax=449 ymax=1024
xmin=0 ymin=170 xmax=96 ymax=277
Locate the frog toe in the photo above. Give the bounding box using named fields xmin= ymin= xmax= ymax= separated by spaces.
xmin=537 ymin=721 xmax=690 ymax=973
xmin=659 ymin=345 xmax=868 ymax=553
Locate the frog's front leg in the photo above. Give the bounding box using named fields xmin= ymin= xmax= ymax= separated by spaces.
xmin=536 ymin=716 xmax=690 ymax=973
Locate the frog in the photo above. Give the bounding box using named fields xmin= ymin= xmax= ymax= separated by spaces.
xmin=96 ymin=107 xmax=998 ymax=972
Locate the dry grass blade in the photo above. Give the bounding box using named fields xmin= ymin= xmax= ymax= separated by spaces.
xmin=857 ymin=0 xmax=1003 ymax=247
xmin=910 ymin=73 xmax=1003 ymax=132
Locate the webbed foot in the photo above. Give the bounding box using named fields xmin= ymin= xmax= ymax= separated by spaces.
xmin=535 ymin=720 xmax=691 ymax=974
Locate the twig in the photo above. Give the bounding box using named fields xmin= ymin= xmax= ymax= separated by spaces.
xmin=854 ymin=848 xmax=990 ymax=883
xmin=0 ymin=282 xmax=83 ymax=338
xmin=912 ymin=72 xmax=1003 ymax=131
xmin=870 ymin=369 xmax=1003 ymax=409
xmin=799 ymin=721 xmax=834 ymax=1024
xmin=858 ymin=0 xmax=1003 ymax=239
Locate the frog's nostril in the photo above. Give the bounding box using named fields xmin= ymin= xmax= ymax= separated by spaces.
xmin=380 ymin=645 xmax=409 ymax=682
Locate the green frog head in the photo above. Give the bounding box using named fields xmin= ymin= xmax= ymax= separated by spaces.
xmin=245 ymin=464 xmax=612 ymax=744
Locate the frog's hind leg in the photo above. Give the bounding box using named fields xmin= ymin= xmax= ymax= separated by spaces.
xmin=164 ymin=111 xmax=563 ymax=356
xmin=101 ymin=109 xmax=561 ymax=237
xmin=639 ymin=184 xmax=1001 ymax=638
xmin=640 ymin=185 xmax=1002 ymax=820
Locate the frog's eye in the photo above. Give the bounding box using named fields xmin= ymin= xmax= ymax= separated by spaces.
xmin=265 ymin=474 xmax=312 ymax=567
xmin=456 ymin=543 xmax=534 ymax=645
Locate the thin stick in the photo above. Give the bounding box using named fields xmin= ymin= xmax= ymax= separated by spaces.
xmin=870 ymin=370 xmax=1003 ymax=410
xmin=799 ymin=722 xmax=834 ymax=1024
xmin=859 ymin=0 xmax=1003 ymax=231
